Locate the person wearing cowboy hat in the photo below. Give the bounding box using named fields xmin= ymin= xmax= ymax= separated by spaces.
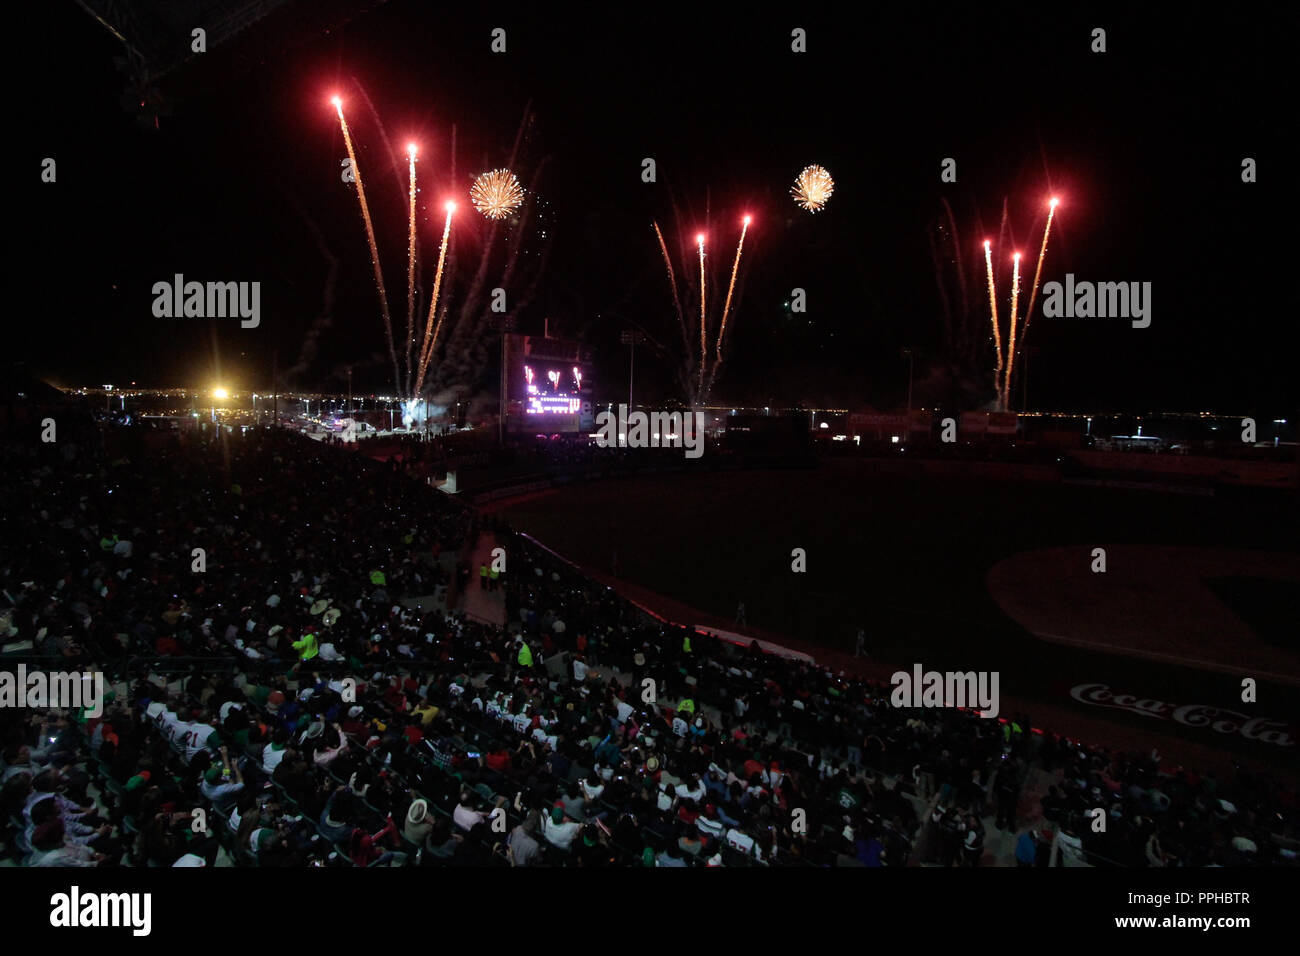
xmin=404 ymin=797 xmax=435 ymax=849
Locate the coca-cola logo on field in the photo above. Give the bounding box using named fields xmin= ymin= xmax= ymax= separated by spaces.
xmin=1070 ymin=683 xmax=1295 ymax=748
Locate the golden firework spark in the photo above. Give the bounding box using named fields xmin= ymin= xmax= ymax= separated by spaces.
xmin=792 ymin=164 xmax=834 ymax=213
xmin=716 ymin=215 xmax=751 ymax=359
xmin=414 ymin=202 xmax=456 ymax=395
xmin=470 ymin=168 xmax=525 ymax=220
xmin=406 ymin=144 xmax=419 ymax=390
xmin=983 ymin=239 xmax=1003 ymax=377
xmin=1020 ymin=197 xmax=1059 ymax=343
xmin=697 ymin=234 xmax=707 ymax=391
xmin=1003 ymin=252 xmax=1022 ymax=410
xmin=334 ymin=98 xmax=397 ymax=381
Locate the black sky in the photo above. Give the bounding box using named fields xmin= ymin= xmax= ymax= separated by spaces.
xmin=20 ymin=2 xmax=1294 ymax=415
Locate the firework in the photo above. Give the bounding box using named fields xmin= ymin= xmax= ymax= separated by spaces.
xmin=471 ymin=169 xmax=525 ymax=220
xmin=414 ymin=202 xmax=456 ymax=395
xmin=983 ymin=239 xmax=1003 ymax=377
xmin=792 ymin=164 xmax=834 ymax=212
xmin=1021 ymin=197 xmax=1058 ymax=342
xmin=654 ymin=222 xmax=689 ymax=350
xmin=1003 ymin=252 xmax=1022 ymax=408
xmin=715 ymin=215 xmax=751 ymax=358
xmin=405 ymin=143 xmax=419 ymax=394
xmin=334 ymin=97 xmax=399 ymax=388
xmin=697 ymin=233 xmax=706 ymax=390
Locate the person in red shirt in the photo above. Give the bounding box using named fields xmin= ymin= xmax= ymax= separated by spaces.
xmin=677 ymin=799 xmax=700 ymax=826
xmin=382 ymin=679 xmax=408 ymax=713
xmin=340 ymin=707 xmax=369 ymax=738
xmin=350 ymin=816 xmax=404 ymax=867
xmin=485 ymin=747 xmax=512 ymax=773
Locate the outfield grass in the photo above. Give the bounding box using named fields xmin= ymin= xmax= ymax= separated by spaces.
xmin=498 ymin=459 xmax=1300 ymax=762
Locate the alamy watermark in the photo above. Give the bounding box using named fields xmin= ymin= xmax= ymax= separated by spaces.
xmin=151 ymin=274 xmax=261 ymax=328
xmin=594 ymin=404 xmax=704 ymax=459
xmin=0 ymin=666 xmax=104 ymax=719
xmin=1040 ymin=274 xmax=1151 ymax=328
xmin=50 ymin=886 xmax=151 ymax=936
xmin=890 ymin=663 xmax=1000 ymax=718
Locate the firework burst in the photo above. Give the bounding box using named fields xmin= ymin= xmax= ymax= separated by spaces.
xmin=792 ymin=164 xmax=834 ymax=213
xmin=471 ymin=168 xmax=525 ymax=219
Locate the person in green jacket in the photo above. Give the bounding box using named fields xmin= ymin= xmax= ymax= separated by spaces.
xmin=517 ymin=641 xmax=533 ymax=668
xmin=292 ymin=632 xmax=319 ymax=661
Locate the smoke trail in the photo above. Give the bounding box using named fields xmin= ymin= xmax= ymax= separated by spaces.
xmin=283 ymin=203 xmax=338 ymax=382
xmin=941 ymin=197 xmax=969 ymax=327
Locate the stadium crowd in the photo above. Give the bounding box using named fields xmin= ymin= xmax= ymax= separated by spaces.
xmin=1 ymin=419 xmax=1296 ymax=867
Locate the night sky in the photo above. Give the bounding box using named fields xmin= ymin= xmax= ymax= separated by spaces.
xmin=21 ymin=3 xmax=1292 ymax=415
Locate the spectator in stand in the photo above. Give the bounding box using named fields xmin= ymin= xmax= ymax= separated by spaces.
xmin=543 ymin=805 xmax=582 ymax=852
xmin=2 ymin=424 xmax=1294 ymax=871
xmin=508 ymin=809 xmax=542 ymax=866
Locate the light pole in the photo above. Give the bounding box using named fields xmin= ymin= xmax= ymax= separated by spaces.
xmin=901 ymin=348 xmax=916 ymax=414
xmin=497 ymin=315 xmax=517 ymax=446
xmin=621 ymin=329 xmax=646 ymax=411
